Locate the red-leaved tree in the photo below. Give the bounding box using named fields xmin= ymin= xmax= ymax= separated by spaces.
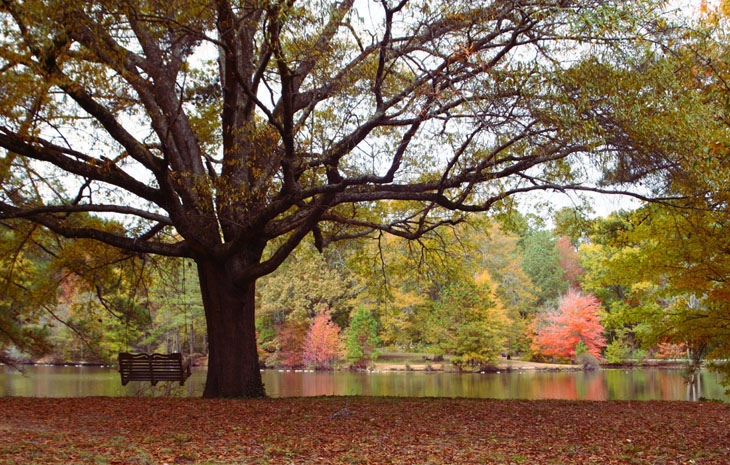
xmin=302 ymin=306 xmax=343 ymax=370
xmin=532 ymin=290 xmax=606 ymax=360
xmin=276 ymin=321 xmax=308 ymax=368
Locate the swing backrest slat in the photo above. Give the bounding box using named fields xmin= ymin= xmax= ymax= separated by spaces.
xmin=118 ymin=352 xmax=192 ymax=386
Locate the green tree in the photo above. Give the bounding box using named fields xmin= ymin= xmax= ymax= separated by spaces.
xmin=604 ymin=331 xmax=633 ymax=363
xmin=553 ymin=207 xmax=593 ymax=246
xmin=428 ymin=277 xmax=508 ymax=370
xmin=521 ymin=231 xmax=568 ymax=307
xmin=0 ymin=0 xmax=699 ymax=396
xmin=344 ymin=307 xmax=379 ymax=368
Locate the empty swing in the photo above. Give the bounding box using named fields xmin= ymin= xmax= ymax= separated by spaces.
xmin=118 ymin=352 xmax=191 ymax=386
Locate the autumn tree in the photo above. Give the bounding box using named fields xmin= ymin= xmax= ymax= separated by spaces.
xmin=475 ymin=222 xmax=537 ymax=316
xmin=145 ymin=258 xmax=206 ymax=358
xmin=0 ymin=225 xmax=54 ymax=365
xmin=346 ymin=235 xmax=417 ymax=348
xmin=256 ymin=244 xmax=354 ymax=364
xmin=624 ymin=3 xmax=730 ymax=387
xmin=258 ymin=245 xmax=354 ymax=328
xmin=579 ymin=212 xmax=653 ymax=352
xmin=302 ymin=306 xmax=342 ymax=370
xmin=532 ymin=290 xmax=606 ymax=361
xmin=0 ymin=219 xmax=155 ymax=364
xmin=275 ymin=319 xmax=308 ymax=368
xmin=559 ymin=0 xmax=730 ymax=371
xmin=0 ymin=0 xmax=700 ymax=396
xmin=350 ymin=221 xmax=487 ymax=348
xmin=586 ymin=206 xmax=730 ymax=383
xmin=553 ymin=207 xmax=592 ymax=246
xmin=473 ymin=222 xmax=536 ymax=354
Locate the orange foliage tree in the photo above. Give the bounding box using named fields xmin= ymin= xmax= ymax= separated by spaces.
xmin=302 ymin=306 xmax=343 ymax=370
xmin=532 ymin=290 xmax=606 ymax=360
xmin=655 ymin=342 xmax=686 ymax=360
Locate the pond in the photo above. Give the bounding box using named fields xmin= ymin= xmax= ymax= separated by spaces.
xmin=1 ymin=365 xmax=727 ymax=401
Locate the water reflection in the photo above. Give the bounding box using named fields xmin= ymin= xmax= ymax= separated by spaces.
xmin=0 ymin=365 xmax=727 ymax=401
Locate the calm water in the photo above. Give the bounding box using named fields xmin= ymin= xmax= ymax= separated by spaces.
xmin=1 ymin=365 xmax=727 ymax=401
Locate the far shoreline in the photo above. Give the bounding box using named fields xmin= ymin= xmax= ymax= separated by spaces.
xmin=9 ymin=357 xmax=692 ymax=373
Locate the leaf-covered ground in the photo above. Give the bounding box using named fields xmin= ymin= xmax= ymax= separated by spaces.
xmin=1 ymin=397 xmax=728 ymax=464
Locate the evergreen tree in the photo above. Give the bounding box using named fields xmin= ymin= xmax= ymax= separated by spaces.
xmin=344 ymin=307 xmax=379 ymax=368
xmin=428 ymin=278 xmax=508 ymax=370
xmin=521 ymin=231 xmax=568 ymax=307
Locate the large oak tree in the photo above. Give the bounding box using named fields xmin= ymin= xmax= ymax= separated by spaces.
xmin=0 ymin=0 xmax=692 ymax=396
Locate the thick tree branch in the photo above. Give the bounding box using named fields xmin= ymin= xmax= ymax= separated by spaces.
xmin=0 ymin=130 xmax=162 ymax=204
xmin=0 ymin=202 xmax=186 ymax=257
xmin=0 ymin=203 xmax=172 ymax=225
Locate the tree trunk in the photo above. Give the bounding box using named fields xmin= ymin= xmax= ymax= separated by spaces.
xmin=197 ymin=259 xmax=265 ymax=398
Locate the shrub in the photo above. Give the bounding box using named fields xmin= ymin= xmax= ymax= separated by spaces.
xmin=604 ymin=337 xmax=632 ymax=363
xmin=632 ymin=348 xmax=649 ymax=362
xmin=576 ymin=353 xmax=599 ymax=371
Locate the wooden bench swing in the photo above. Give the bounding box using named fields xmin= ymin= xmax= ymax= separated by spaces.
xmin=118 ymin=352 xmax=192 ymax=386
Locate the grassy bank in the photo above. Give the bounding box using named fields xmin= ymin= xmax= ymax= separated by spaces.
xmin=1 ymin=397 xmax=728 ymax=464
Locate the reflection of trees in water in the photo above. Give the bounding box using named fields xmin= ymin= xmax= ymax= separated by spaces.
xmin=585 ymin=372 xmax=607 ymax=400
xmin=686 ymin=371 xmax=703 ymax=401
xmin=605 ymin=370 xmax=647 ymax=400
xmin=5 ymin=367 xmax=727 ymax=399
xmin=262 ymin=369 xmax=722 ymax=400
xmin=656 ymin=370 xmax=684 ymax=401
xmin=532 ymin=373 xmax=578 ymax=400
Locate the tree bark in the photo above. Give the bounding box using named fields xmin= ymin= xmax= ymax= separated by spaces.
xmin=197 ymin=259 xmax=265 ymax=398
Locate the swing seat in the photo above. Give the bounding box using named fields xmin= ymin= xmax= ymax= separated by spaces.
xmin=118 ymin=352 xmax=192 ymax=386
